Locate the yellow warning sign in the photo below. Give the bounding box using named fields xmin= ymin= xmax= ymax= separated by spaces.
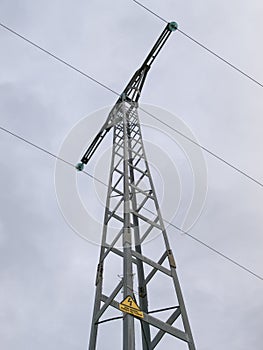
xmin=119 ymin=295 xmax=144 ymax=319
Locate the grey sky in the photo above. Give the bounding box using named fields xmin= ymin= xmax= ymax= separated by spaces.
xmin=0 ymin=0 xmax=263 ymax=349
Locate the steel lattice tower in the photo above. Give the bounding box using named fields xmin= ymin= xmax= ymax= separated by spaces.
xmin=76 ymin=22 xmax=196 ymax=350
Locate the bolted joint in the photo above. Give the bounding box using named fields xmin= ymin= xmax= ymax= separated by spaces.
xmin=95 ymin=263 xmax=103 ymax=286
xmin=167 ymin=249 xmax=176 ymax=268
xmin=168 ymin=21 xmax=178 ymax=31
xmin=139 ymin=286 xmax=147 ymax=298
xmin=123 ymin=227 xmax=132 ymax=245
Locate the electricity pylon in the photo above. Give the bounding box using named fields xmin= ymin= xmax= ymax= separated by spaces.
xmin=76 ymin=21 xmax=196 ymax=350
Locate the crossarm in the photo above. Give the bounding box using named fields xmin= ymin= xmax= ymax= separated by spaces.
xmin=76 ymin=21 xmax=178 ymax=169
xmin=122 ymin=21 xmax=178 ymax=103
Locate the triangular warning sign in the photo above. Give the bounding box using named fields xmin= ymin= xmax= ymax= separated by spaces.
xmin=119 ymin=295 xmax=144 ymax=318
xmin=121 ymin=296 xmax=140 ymax=310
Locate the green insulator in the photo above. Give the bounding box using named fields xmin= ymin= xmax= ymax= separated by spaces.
xmin=75 ymin=162 xmax=84 ymax=171
xmin=121 ymin=92 xmax=126 ymax=101
xmin=168 ymin=21 xmax=178 ymax=31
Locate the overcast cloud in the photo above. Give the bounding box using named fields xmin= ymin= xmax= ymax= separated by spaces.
xmin=0 ymin=0 xmax=263 ymax=349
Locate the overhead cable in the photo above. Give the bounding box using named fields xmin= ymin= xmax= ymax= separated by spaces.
xmin=132 ymin=0 xmax=263 ymax=89
xmin=0 ymin=21 xmax=262 ymax=189
xmin=0 ymin=125 xmax=262 ymax=282
xmin=0 ymin=22 xmax=119 ymax=97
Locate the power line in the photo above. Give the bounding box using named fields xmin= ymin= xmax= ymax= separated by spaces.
xmin=0 ymin=126 xmax=104 ymax=185
xmin=0 ymin=22 xmax=119 ymax=97
xmin=132 ymin=0 xmax=263 ymax=89
xmin=144 ymin=208 xmax=263 ymax=281
xmin=0 ymin=124 xmax=262 ymax=282
xmin=177 ymin=29 xmax=263 ymax=89
xmin=0 ymin=20 xmax=262 ymax=190
xmin=139 ymin=107 xmax=263 ymax=188
xmin=133 ymin=0 xmax=168 ymax=23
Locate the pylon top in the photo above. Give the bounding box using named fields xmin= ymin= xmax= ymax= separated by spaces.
xmin=78 ymin=22 xmax=178 ymax=167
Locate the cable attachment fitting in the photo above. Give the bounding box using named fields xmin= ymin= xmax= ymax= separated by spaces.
xmin=168 ymin=21 xmax=178 ymax=31
xmin=121 ymin=92 xmax=126 ymax=101
xmin=75 ymin=162 xmax=84 ymax=171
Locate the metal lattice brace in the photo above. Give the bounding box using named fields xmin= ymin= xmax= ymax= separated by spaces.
xmin=77 ymin=21 xmax=196 ymax=350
